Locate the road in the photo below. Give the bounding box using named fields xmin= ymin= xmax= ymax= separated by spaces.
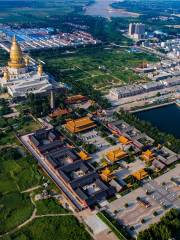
xmin=137 ymin=46 xmax=171 ymax=60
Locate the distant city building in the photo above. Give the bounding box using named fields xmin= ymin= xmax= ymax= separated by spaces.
xmin=128 ymin=23 xmax=136 ymax=36
xmin=128 ymin=23 xmax=145 ymax=40
xmin=109 ymin=77 xmax=180 ymax=101
xmin=0 ymin=26 xmax=99 ymax=51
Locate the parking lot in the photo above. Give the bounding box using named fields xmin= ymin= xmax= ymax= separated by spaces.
xmin=116 ymin=197 xmax=159 ymax=226
xmin=144 ymin=178 xmax=180 ymax=209
xmin=79 ymin=130 xmax=110 ymax=151
xmin=106 ymin=165 xmax=180 ymax=237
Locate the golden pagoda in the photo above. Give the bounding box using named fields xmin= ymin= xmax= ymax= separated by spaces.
xmin=24 ymin=55 xmax=30 ymax=66
xmin=3 ymin=68 xmax=10 ymax=81
xmin=38 ymin=63 xmax=43 ymax=76
xmin=8 ymin=35 xmax=25 ymax=69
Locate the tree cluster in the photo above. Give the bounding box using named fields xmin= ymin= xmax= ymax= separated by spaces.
xmin=138 ymin=208 xmax=180 ymax=240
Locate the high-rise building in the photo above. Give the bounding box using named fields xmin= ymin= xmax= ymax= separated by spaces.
xmin=128 ymin=23 xmax=145 ymax=40
xmin=128 ymin=23 xmax=136 ymax=36
xmin=135 ymin=23 xmax=145 ymax=35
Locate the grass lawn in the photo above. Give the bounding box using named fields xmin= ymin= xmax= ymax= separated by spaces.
xmin=15 ymin=116 xmax=42 ymax=135
xmin=0 ymin=130 xmax=18 ymax=146
xmin=0 ymin=115 xmax=42 ymax=145
xmin=0 ymin=146 xmax=42 ymax=234
xmin=1 ymin=216 xmax=91 ymax=240
xmin=0 ymin=49 xmax=8 ymax=67
xmin=0 ymin=192 xmax=34 ymax=234
xmin=34 ymin=46 xmax=158 ymax=94
xmin=12 ymin=157 xmax=42 ymax=191
xmin=36 ymin=199 xmax=68 ymax=215
xmin=0 ymin=151 xmax=43 ymax=192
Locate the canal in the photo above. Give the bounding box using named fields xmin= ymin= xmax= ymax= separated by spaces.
xmin=135 ymin=104 xmax=180 ymax=139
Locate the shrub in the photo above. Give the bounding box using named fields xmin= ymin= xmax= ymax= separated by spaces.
xmin=153 ymin=211 xmax=158 ymax=216
xmin=141 ymin=218 xmax=145 ymax=224
xmin=124 ymin=203 xmax=129 ymax=208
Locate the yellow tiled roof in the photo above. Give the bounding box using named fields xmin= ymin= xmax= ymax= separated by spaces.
xmin=65 ymin=117 xmax=96 ymax=133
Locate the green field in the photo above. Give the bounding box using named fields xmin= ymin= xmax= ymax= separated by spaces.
xmin=0 ymin=115 xmax=42 ymax=145
xmin=36 ymin=199 xmax=68 ymax=215
xmin=33 ymin=46 xmax=158 ymax=94
xmin=1 ymin=215 xmax=91 ymax=240
xmin=0 ymin=192 xmax=34 ymax=234
xmin=0 ymin=147 xmax=42 ymax=234
xmin=0 ymin=49 xmax=8 ymax=67
xmin=0 ymin=0 xmax=92 ymax=24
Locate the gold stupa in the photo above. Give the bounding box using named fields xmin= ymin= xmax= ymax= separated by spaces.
xmin=3 ymin=68 xmax=10 ymax=81
xmin=8 ymin=35 xmax=25 ymax=69
xmin=37 ymin=63 xmax=43 ymax=76
xmin=24 ymin=55 xmax=30 ymax=66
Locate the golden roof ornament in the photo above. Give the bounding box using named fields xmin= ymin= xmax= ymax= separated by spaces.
xmin=38 ymin=63 xmax=43 ymax=76
xmin=8 ymin=35 xmax=25 ymax=69
xmin=24 ymin=55 xmax=30 ymax=66
xmin=3 ymin=68 xmax=10 ymax=81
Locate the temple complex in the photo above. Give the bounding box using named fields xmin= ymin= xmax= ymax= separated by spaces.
xmin=0 ymin=36 xmax=52 ymax=97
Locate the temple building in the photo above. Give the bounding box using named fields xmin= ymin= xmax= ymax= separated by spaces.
xmin=65 ymin=117 xmax=97 ymax=134
xmin=106 ymin=148 xmax=128 ymax=162
xmin=0 ymin=36 xmax=53 ymax=97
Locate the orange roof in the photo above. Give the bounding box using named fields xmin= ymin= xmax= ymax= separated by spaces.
xmin=65 ymin=95 xmax=88 ymax=104
xmin=100 ymin=168 xmax=113 ymax=182
xmin=78 ymin=151 xmax=91 ymax=160
xmin=119 ymin=136 xmax=131 ymax=144
xmin=65 ymin=117 xmax=96 ymax=133
xmin=141 ymin=150 xmax=154 ymax=161
xmin=144 ymin=150 xmax=152 ymax=156
xmin=106 ymin=148 xmax=128 ymax=162
xmin=132 ymin=169 xmax=148 ymax=181
xmin=49 ymin=108 xmax=70 ymax=118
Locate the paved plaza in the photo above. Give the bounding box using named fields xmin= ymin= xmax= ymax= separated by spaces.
xmin=106 ymin=165 xmax=180 ymax=237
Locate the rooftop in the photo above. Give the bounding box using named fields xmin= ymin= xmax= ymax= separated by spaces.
xmin=58 ymin=160 xmax=94 ymax=182
xmin=45 ymin=147 xmax=79 ymax=168
xmin=65 ymin=95 xmax=88 ymax=104
xmin=106 ymin=148 xmax=128 ymax=162
xmin=49 ymin=108 xmax=70 ymax=118
xmin=65 ymin=117 xmax=97 ymax=133
xmin=29 ymin=128 xmax=63 ymax=153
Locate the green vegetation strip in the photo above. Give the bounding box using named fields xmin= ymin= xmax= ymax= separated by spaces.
xmin=97 ymin=211 xmax=127 ymax=240
xmin=137 ymin=208 xmax=180 ymax=240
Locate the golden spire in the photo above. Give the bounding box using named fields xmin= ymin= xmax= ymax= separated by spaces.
xmin=37 ymin=63 xmax=43 ymax=76
xmin=8 ymin=35 xmax=25 ymax=69
xmin=3 ymin=68 xmax=10 ymax=81
xmin=24 ymin=55 xmax=30 ymax=66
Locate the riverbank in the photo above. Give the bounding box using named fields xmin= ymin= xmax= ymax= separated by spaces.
xmin=130 ymin=101 xmax=174 ymax=113
xmin=84 ymin=0 xmax=139 ymax=18
xmin=134 ymin=103 xmax=180 ymax=139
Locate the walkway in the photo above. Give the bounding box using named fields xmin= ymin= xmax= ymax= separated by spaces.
xmin=0 ymin=193 xmax=74 ymax=238
xmin=21 ymin=185 xmax=42 ymax=193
